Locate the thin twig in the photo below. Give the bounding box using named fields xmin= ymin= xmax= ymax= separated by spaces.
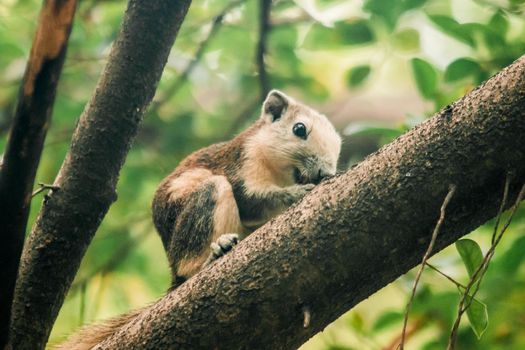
xmin=459 ymin=178 xmax=512 ymax=312
xmin=447 ymin=179 xmax=525 ymax=350
xmin=398 ymin=184 xmax=456 ymax=350
xmin=31 ymin=183 xmax=60 ymax=198
xmin=385 ymin=318 xmax=425 ymax=350
xmin=425 ymin=262 xmax=467 ymax=290
xmin=149 ymin=0 xmax=245 ymax=115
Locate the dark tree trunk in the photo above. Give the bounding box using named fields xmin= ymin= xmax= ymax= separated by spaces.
xmin=7 ymin=1 xmax=192 ymax=349
xmin=0 ymin=1 xmax=77 ymax=346
xmin=92 ymin=55 xmax=525 ymax=349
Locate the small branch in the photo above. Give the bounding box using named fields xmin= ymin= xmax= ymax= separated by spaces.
xmin=149 ymin=0 xmax=245 ymax=116
xmin=399 ymin=184 xmax=456 ymax=350
xmin=32 ymin=183 xmax=60 ymax=198
xmin=447 ymin=179 xmax=525 ymax=350
xmin=256 ymin=0 xmax=272 ymax=100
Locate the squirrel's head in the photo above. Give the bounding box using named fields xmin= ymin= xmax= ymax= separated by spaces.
xmin=246 ymin=90 xmax=341 ymax=185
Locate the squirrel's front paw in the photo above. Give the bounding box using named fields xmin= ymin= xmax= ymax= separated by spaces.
xmin=203 ymin=233 xmax=239 ymax=267
xmin=294 ymin=183 xmax=315 ymax=199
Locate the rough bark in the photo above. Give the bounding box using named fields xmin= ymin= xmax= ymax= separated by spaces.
xmin=7 ymin=1 xmax=191 ymax=349
xmin=94 ymin=55 xmax=525 ymax=349
xmin=0 ymin=0 xmax=77 ymax=346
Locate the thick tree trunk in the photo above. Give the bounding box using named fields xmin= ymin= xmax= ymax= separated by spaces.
xmin=7 ymin=1 xmax=191 ymax=349
xmin=94 ymin=55 xmax=525 ymax=349
xmin=0 ymin=1 xmax=77 ymax=346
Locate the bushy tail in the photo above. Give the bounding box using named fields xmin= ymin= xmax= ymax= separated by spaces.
xmin=54 ymin=308 xmax=144 ymax=350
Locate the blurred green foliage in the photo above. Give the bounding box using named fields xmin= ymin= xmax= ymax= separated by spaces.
xmin=1 ymin=0 xmax=525 ymax=348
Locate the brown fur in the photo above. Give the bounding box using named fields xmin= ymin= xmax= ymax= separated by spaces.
xmin=57 ymin=90 xmax=341 ymax=349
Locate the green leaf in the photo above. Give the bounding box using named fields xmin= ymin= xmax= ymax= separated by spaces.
xmin=392 ymin=28 xmax=420 ymax=51
xmin=372 ymin=311 xmax=403 ymax=331
xmin=338 ymin=20 xmax=375 ymax=45
xmin=489 ymin=10 xmax=509 ymax=36
xmin=346 ymin=65 xmax=371 ymax=87
xmin=364 ymin=0 xmax=427 ymax=30
xmin=427 ymin=15 xmax=475 ymax=47
xmin=455 ymin=239 xmax=484 ymax=278
xmin=303 ymin=20 xmax=374 ymax=50
xmin=348 ymin=312 xmax=364 ymax=332
xmin=411 ymin=58 xmax=438 ymax=99
xmin=444 ymin=58 xmax=482 ymax=82
xmin=461 ymin=22 xmax=507 ymax=54
xmin=464 ymin=294 xmax=489 ymax=339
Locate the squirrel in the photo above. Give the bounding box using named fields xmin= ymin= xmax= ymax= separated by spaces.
xmin=152 ymin=89 xmax=342 ymax=287
xmin=56 ymin=90 xmax=341 ymax=349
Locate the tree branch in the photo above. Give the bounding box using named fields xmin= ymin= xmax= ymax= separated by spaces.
xmin=7 ymin=1 xmax=192 ymax=349
xmin=92 ymin=56 xmax=525 ymax=349
xmin=256 ymin=0 xmax=272 ymax=99
xmin=0 ymin=0 xmax=77 ymax=346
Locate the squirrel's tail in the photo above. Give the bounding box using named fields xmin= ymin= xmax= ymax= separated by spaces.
xmin=55 ymin=273 xmax=185 ymax=349
xmin=54 ymin=307 xmax=143 ymax=350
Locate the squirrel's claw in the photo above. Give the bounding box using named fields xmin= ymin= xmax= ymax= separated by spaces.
xmin=203 ymin=233 xmax=239 ymax=267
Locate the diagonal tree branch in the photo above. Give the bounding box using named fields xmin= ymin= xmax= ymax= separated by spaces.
xmin=93 ymin=55 xmax=525 ymax=349
xmin=0 ymin=1 xmax=77 ymax=346
xmin=7 ymin=1 xmax=192 ymax=349
xmin=149 ymin=0 xmax=245 ymax=116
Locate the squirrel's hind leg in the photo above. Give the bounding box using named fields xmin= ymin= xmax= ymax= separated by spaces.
xmin=168 ymin=172 xmax=242 ymax=284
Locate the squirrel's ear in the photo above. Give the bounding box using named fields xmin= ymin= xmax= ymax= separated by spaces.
xmin=262 ymin=90 xmax=289 ymax=122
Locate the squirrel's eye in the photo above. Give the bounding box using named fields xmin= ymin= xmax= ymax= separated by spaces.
xmin=292 ymin=122 xmax=307 ymax=139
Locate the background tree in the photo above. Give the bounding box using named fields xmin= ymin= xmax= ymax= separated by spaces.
xmin=1 ymin=0 xmax=525 ymax=349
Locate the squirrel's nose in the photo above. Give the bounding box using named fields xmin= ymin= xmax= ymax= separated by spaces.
xmin=313 ymin=169 xmax=331 ymax=184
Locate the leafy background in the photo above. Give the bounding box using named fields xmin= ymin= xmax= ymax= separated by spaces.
xmin=1 ymin=0 xmax=525 ymax=348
